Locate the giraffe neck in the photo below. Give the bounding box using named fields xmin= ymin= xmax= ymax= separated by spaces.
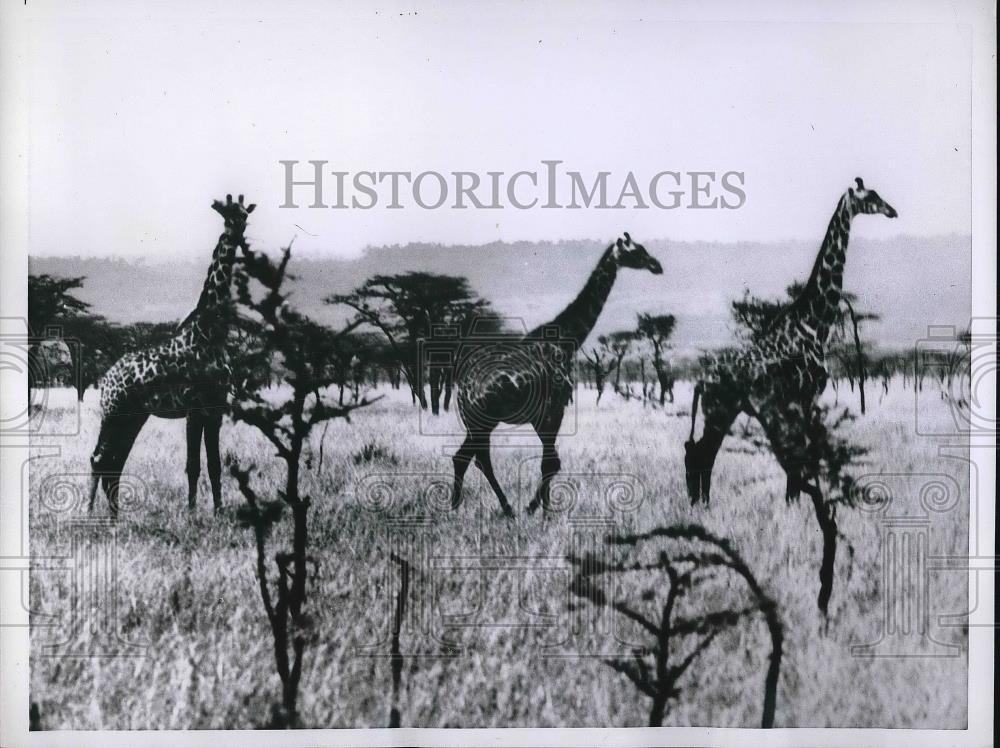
xmin=179 ymin=228 xmax=243 ymax=342
xmin=793 ymin=191 xmax=855 ymax=344
xmin=541 ymin=245 xmax=618 ymax=346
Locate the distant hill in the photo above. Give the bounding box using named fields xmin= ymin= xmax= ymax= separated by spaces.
xmin=30 ymin=234 xmax=970 ymax=353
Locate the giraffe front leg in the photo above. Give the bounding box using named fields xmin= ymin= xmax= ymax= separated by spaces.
xmin=185 ymin=415 xmax=204 ymax=512
xmin=528 ymin=410 xmax=565 ymax=515
xmin=527 ymin=435 xmax=561 ymax=515
xmin=802 ymin=480 xmax=837 ymax=618
xmin=756 ymin=401 xmax=837 ymax=615
xmin=451 ymin=432 xmax=477 ymax=510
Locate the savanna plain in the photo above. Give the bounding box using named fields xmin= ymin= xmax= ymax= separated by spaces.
xmin=28 ymin=378 xmax=968 ymax=729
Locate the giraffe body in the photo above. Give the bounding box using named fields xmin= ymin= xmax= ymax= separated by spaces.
xmin=684 ymin=179 xmax=896 ymax=614
xmin=452 ymin=235 xmax=663 ymax=516
xmin=88 ymin=195 xmax=255 ymax=518
xmin=685 ymin=179 xmax=897 ymax=504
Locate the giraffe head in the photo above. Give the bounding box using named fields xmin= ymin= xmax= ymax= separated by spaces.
xmin=848 ymin=178 xmax=897 ymax=219
xmin=211 ymin=194 xmax=256 ymax=233
xmin=614 ymin=232 xmax=663 ymax=274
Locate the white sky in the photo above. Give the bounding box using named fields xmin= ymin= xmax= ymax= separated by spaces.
xmin=23 ymin=0 xmax=974 ymax=260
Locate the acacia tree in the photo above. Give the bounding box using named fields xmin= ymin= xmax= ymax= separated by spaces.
xmin=227 ymin=243 xmax=376 ymax=728
xmin=57 ymin=314 xmax=125 ymax=400
xmin=326 ymin=272 xmax=493 ymax=413
xmin=605 ymin=331 xmax=636 ymax=397
xmin=636 ymin=313 xmax=677 ymax=405
xmin=27 ymin=274 xmax=90 ymax=334
xmin=27 ymin=274 xmax=90 ymax=400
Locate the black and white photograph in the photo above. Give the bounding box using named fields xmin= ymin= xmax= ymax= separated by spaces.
xmin=0 ymin=1 xmax=995 ymax=745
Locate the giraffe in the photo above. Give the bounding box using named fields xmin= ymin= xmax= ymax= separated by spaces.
xmin=87 ymin=194 xmax=255 ymax=519
xmin=683 ymin=178 xmax=896 ymax=613
xmin=451 ymin=233 xmax=663 ymax=517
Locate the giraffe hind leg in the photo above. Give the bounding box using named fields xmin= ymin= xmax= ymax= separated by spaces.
xmin=90 ymin=412 xmax=149 ymax=520
xmin=684 ymin=384 xmax=739 ymax=504
xmin=203 ymin=411 xmax=223 ymax=513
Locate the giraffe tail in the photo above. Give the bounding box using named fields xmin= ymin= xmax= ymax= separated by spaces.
xmin=687 ymin=381 xmax=703 ymax=442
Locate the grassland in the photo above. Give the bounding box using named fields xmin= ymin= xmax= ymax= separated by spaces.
xmin=27 ymin=378 xmax=968 ymax=729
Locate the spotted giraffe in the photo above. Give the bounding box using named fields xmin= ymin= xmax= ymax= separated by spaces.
xmin=88 ymin=195 xmax=255 ymax=518
xmin=684 ymin=178 xmax=896 ymax=612
xmin=452 ymin=233 xmax=663 ymax=517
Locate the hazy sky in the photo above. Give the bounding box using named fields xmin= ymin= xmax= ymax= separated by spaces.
xmin=24 ymin=1 xmax=973 ymax=260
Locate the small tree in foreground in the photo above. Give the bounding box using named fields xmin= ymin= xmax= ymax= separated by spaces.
xmin=569 ymin=525 xmax=783 ymax=727
xmin=226 ymin=242 xmax=378 ymax=728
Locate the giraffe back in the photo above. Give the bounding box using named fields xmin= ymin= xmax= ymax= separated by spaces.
xmin=456 ymin=339 xmax=574 ymax=429
xmin=98 ymin=327 xmax=230 ymax=419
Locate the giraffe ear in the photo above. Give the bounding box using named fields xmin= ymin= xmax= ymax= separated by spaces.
xmin=246 ymin=203 xmax=256 ymax=214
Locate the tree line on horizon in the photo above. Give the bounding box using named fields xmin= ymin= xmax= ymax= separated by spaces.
xmin=27 ymin=269 xmax=964 ymax=412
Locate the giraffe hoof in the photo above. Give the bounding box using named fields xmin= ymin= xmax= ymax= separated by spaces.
xmin=685 ymin=472 xmax=705 ymax=504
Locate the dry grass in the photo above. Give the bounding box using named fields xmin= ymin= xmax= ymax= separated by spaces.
xmin=28 ymin=377 xmax=968 ymax=728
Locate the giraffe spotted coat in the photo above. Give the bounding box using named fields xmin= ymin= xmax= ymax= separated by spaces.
xmin=685 ymin=179 xmax=898 ymax=505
